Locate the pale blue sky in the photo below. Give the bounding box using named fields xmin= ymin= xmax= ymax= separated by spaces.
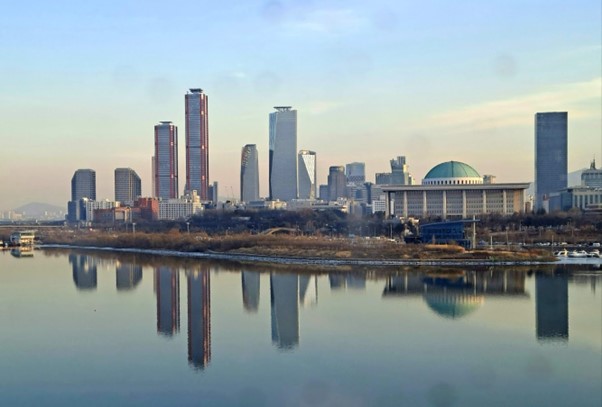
xmin=1 ymin=0 xmax=600 ymax=208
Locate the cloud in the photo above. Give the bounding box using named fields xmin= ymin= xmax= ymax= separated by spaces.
xmin=424 ymin=77 xmax=602 ymax=132
xmin=304 ymin=100 xmax=343 ymax=115
xmin=260 ymin=2 xmax=366 ymax=35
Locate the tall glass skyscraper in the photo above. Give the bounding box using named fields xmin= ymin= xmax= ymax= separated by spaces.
xmin=114 ymin=168 xmax=141 ymax=205
xmin=154 ymin=121 xmax=178 ymax=199
xmin=327 ymin=166 xmax=346 ymax=201
xmin=269 ymin=107 xmax=297 ymax=201
xmin=535 ymin=112 xmax=567 ymax=211
xmin=240 ymin=144 xmax=260 ymax=202
xmin=185 ymin=89 xmax=209 ymax=200
xmin=345 ymin=162 xmax=365 ymax=185
xmin=71 ymin=169 xmax=96 ymax=201
xmin=298 ymin=150 xmax=316 ymax=199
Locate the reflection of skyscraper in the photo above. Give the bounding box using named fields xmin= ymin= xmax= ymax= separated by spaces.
xmin=70 ymin=254 xmax=97 ymax=290
xmin=298 ymin=150 xmax=317 ymax=199
xmin=329 ymin=274 xmax=346 ymax=290
xmin=299 ymin=275 xmax=318 ymax=307
xmin=270 ymin=273 xmax=299 ymax=349
xmin=116 ymin=263 xmax=142 ymax=290
xmin=269 ymin=107 xmax=298 ymax=201
xmin=187 ymin=268 xmax=211 ymax=369
xmin=155 ymin=267 xmax=180 ymax=336
xmin=241 ymin=144 xmax=260 ymax=202
xmin=242 ymin=271 xmax=260 ymax=312
xmin=536 ymin=272 xmax=569 ymax=342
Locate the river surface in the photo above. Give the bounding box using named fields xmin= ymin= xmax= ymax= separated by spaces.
xmin=1 ymin=248 xmax=601 ymax=407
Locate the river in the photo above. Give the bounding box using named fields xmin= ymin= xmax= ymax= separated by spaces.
xmin=1 ymin=248 xmax=600 ymax=406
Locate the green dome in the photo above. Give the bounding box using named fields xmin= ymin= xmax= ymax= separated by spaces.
xmin=424 ymin=161 xmax=481 ymax=179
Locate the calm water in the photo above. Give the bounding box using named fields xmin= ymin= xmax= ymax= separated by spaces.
xmin=1 ymin=249 xmax=601 ymax=407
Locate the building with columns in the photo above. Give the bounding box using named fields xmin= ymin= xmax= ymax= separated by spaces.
xmin=381 ymin=161 xmax=529 ymax=219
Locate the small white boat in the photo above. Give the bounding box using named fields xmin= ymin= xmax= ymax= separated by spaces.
xmin=554 ymin=249 xmax=569 ymax=257
xmin=587 ymin=249 xmax=601 ymax=258
xmin=568 ymin=250 xmax=588 ymax=258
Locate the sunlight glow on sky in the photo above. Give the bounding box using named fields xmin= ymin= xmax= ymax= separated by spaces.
xmin=0 ymin=0 xmax=600 ymax=209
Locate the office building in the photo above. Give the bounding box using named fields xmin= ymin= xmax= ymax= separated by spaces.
xmin=319 ymin=184 xmax=329 ymax=201
xmin=269 ymin=107 xmax=297 ymax=201
xmin=346 ymin=162 xmax=365 ymax=184
xmin=535 ymin=112 xmax=568 ymax=211
xmin=327 ymin=166 xmax=346 ymax=201
xmin=71 ymin=169 xmax=96 ymax=201
xmin=241 ymin=144 xmax=260 ymax=202
xmin=382 ymin=161 xmax=529 ymax=219
xmin=298 ymin=150 xmax=317 ymax=199
xmin=154 ymin=121 xmax=178 ymax=199
xmin=390 ymin=156 xmax=412 ymax=185
xmin=158 ymin=191 xmax=204 ymax=220
xmin=114 ymin=168 xmax=141 ymax=206
xmin=185 ymin=89 xmax=209 ymax=199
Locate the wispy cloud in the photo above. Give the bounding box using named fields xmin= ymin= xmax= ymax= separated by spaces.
xmin=425 ymin=77 xmax=601 ymax=132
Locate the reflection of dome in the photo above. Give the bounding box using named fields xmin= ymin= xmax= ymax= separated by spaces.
xmin=423 ymin=161 xmax=483 ymax=185
xmin=424 ymin=292 xmax=484 ymax=319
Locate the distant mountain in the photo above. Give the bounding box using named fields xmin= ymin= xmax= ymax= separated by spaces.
xmin=12 ymin=202 xmax=65 ymax=219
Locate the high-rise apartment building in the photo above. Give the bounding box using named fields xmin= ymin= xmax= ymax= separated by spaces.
xmin=114 ymin=168 xmax=141 ymax=205
xmin=535 ymin=112 xmax=567 ymax=211
xmin=241 ymin=144 xmax=260 ymax=202
xmin=71 ymin=169 xmax=96 ymax=201
xmin=390 ymin=156 xmax=412 ymax=185
xmin=154 ymin=121 xmax=178 ymax=199
xmin=269 ymin=107 xmax=297 ymax=201
xmin=298 ymin=150 xmax=317 ymax=199
xmin=327 ymin=166 xmax=346 ymax=201
xmin=185 ymin=89 xmax=209 ymax=199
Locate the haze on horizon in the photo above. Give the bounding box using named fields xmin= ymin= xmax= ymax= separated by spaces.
xmin=1 ymin=0 xmax=600 ymax=210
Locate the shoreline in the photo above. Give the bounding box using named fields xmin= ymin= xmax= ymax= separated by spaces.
xmin=40 ymin=244 xmax=558 ymax=267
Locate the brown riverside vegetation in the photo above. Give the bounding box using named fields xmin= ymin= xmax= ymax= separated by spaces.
xmin=38 ymin=229 xmax=556 ymax=262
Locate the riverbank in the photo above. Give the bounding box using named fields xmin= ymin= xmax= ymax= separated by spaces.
xmin=38 ymin=230 xmax=556 ymax=266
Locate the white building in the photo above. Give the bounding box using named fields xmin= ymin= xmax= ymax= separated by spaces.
xmin=158 ymin=191 xmax=204 ymax=220
xmin=298 ymin=150 xmax=317 ymax=200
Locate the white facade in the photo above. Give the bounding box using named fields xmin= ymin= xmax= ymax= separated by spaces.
xmin=298 ymin=150 xmax=316 ymax=199
xmin=241 ymin=144 xmax=260 ymax=202
xmin=85 ymin=200 xmax=119 ymax=222
xmin=158 ymin=192 xmax=203 ymax=220
xmin=269 ymin=107 xmax=297 ymax=201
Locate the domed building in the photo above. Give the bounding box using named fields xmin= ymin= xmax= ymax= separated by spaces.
xmin=422 ymin=161 xmax=483 ymax=185
xmin=381 ymin=160 xmax=529 ymax=219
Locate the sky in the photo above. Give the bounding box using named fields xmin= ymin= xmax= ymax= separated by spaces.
xmin=1 ymin=0 xmax=600 ymax=209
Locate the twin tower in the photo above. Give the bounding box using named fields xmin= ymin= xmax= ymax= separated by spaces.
xmin=154 ymin=88 xmax=209 ymax=200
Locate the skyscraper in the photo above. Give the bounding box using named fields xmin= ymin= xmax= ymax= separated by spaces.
xmin=71 ymin=169 xmax=96 ymax=201
xmin=185 ymin=89 xmax=209 ymax=199
xmin=535 ymin=112 xmax=568 ymax=211
xmin=298 ymin=150 xmax=317 ymax=199
xmin=154 ymin=121 xmax=178 ymax=199
xmin=390 ymin=156 xmax=412 ymax=185
xmin=327 ymin=166 xmax=346 ymax=201
xmin=241 ymin=144 xmax=260 ymax=202
xmin=114 ymin=168 xmax=141 ymax=205
xmin=346 ymin=162 xmax=365 ymax=184
xmin=269 ymin=107 xmax=297 ymax=201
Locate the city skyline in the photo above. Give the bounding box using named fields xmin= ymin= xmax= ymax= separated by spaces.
xmin=1 ymin=1 xmax=600 ymax=210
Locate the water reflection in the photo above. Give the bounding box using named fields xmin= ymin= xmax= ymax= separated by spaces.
xmin=242 ymin=271 xmax=260 ymax=312
xmin=270 ymin=273 xmax=299 ymax=349
xmin=155 ymin=267 xmax=180 ymax=336
xmin=383 ymin=270 xmax=529 ymax=319
xmin=70 ymin=254 xmax=97 ymax=290
xmin=536 ymin=270 xmax=569 ymax=342
xmin=116 ymin=262 xmax=142 ymax=291
xmin=10 ymin=247 xmax=34 ymax=258
xmin=186 ymin=267 xmax=211 ymax=369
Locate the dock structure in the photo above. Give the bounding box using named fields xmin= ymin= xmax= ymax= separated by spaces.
xmin=9 ymin=230 xmax=36 ymax=246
